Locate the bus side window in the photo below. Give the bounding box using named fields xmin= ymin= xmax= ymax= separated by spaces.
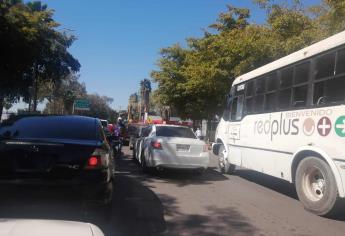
xmin=230 ymin=95 xmax=244 ymax=121
xmin=278 ymin=67 xmax=293 ymax=110
xmin=336 ymin=48 xmax=345 ymax=75
xmin=315 ymin=52 xmax=335 ymax=80
xmin=230 ymin=84 xmax=245 ymax=121
xmin=294 ymin=62 xmax=310 ymax=84
xmin=292 ymin=62 xmax=310 ymax=108
xmin=245 ymin=97 xmax=253 ymax=115
xmin=230 ymin=97 xmax=238 ymax=121
xmin=244 ymin=81 xmax=254 ymax=115
xmin=313 ymin=76 xmax=345 ymax=106
xmin=253 ymin=78 xmax=265 ymax=113
xmin=264 ymin=72 xmax=278 ymax=111
xmin=313 ymin=49 xmax=345 ymax=106
xmin=293 ymin=85 xmax=308 ymax=108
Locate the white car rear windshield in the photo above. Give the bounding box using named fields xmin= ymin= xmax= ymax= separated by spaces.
xmin=156 ymin=126 xmax=196 ymax=139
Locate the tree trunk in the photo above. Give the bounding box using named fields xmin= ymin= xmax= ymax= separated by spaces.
xmin=27 ymin=97 xmax=32 ymax=112
xmin=33 ymin=74 xmax=38 ymax=112
xmin=0 ymin=97 xmax=4 ymax=121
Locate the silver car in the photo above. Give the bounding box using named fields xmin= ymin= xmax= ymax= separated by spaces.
xmin=133 ymin=125 xmax=151 ymax=161
xmin=138 ymin=125 xmax=209 ymax=173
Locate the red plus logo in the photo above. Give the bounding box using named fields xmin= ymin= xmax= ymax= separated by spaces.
xmin=317 ymin=117 xmax=332 ymax=136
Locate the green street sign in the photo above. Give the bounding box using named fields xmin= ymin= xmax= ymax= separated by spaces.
xmin=74 ymin=99 xmax=90 ymax=111
xmin=335 ymin=116 xmax=345 ymax=137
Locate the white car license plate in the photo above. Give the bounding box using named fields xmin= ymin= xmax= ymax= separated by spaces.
xmin=176 ymin=144 xmax=190 ymax=152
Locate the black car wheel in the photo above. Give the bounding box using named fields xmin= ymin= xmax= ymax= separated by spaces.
xmin=141 ymin=151 xmax=149 ymax=173
xmin=132 ymin=147 xmax=136 ymax=160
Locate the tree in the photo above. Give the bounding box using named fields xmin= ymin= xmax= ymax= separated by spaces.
xmin=128 ymin=93 xmax=140 ymax=121
xmin=151 ymin=1 xmax=341 ymax=122
xmin=209 ymin=5 xmax=249 ymax=32
xmin=0 ymin=0 xmax=80 ymax=115
xmin=85 ymin=94 xmax=117 ymax=121
xmin=0 ymin=0 xmax=38 ymax=113
xmin=309 ymin=0 xmax=345 ymax=35
xmin=44 ymin=73 xmax=86 ymax=114
xmin=151 ymin=44 xmax=190 ymax=118
xmin=152 ymin=6 xmax=271 ymax=120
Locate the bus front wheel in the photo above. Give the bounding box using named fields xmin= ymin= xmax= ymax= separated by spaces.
xmin=295 ymin=156 xmax=339 ymax=216
xmin=218 ymin=144 xmax=235 ymax=175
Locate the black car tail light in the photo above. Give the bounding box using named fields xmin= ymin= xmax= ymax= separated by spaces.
xmin=88 ymin=156 xmax=100 ymax=166
xmin=85 ymin=148 xmax=109 ymax=169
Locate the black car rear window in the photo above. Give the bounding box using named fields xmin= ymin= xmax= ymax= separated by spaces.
xmin=0 ymin=116 xmax=97 ymax=141
xmin=101 ymin=120 xmax=108 ymax=127
xmin=156 ymin=126 xmax=196 ymax=139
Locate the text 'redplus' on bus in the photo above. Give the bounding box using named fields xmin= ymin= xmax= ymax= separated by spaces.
xmin=213 ymin=30 xmax=345 ymax=216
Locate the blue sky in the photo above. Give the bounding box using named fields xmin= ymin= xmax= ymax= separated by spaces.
xmin=32 ymin=0 xmax=320 ymax=111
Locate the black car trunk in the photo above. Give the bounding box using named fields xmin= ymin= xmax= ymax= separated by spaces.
xmin=0 ymin=140 xmax=100 ymax=180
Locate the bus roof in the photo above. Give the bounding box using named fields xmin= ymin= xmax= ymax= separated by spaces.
xmin=233 ymin=30 xmax=345 ymax=86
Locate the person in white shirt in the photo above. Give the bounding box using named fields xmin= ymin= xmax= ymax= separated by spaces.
xmin=195 ymin=127 xmax=202 ymax=139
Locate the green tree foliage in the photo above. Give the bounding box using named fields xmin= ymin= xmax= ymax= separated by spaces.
xmin=209 ymin=5 xmax=250 ymax=32
xmin=152 ymin=6 xmax=273 ymax=120
xmin=44 ymin=73 xmax=86 ymax=114
xmin=152 ymin=1 xmax=345 ymax=120
xmin=85 ymin=94 xmax=117 ymax=122
xmin=309 ymin=0 xmax=345 ymax=35
xmin=0 ymin=0 xmax=80 ymax=114
xmin=43 ymin=74 xmax=117 ymax=122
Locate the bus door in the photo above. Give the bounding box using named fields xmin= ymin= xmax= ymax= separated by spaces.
xmin=227 ymin=84 xmax=245 ymax=167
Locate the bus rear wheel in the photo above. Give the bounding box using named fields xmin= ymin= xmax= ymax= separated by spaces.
xmin=295 ymin=156 xmax=339 ymax=216
xmin=218 ymin=144 xmax=235 ymax=175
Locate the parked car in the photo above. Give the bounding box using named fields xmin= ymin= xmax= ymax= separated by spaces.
xmin=0 ymin=115 xmax=114 ymax=206
xmin=100 ymin=119 xmax=108 ymax=129
xmin=137 ymin=124 xmax=209 ymax=174
xmin=133 ymin=125 xmax=151 ymax=161
xmin=0 ymin=219 xmax=104 ymax=236
xmin=100 ymin=119 xmax=111 ymax=139
xmin=128 ymin=124 xmax=148 ymax=150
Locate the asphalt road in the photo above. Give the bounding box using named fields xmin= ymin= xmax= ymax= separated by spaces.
xmin=1 ymin=146 xmax=345 ymax=236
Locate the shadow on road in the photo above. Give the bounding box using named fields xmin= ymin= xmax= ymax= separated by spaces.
xmin=150 ymin=167 xmax=229 ymax=187
xmin=155 ymin=193 xmax=258 ymax=236
xmin=118 ymin=153 xmax=229 ymax=188
xmin=0 ymin=151 xmax=262 ymax=236
xmin=163 ymin=206 xmax=257 ymax=236
xmin=111 ymin=174 xmax=166 ymax=236
xmin=234 ymin=169 xmax=298 ymax=200
xmin=0 ymin=155 xmax=168 ymax=236
xmin=233 ymin=169 xmax=345 ymax=221
xmin=115 ymin=152 xmax=258 ymax=236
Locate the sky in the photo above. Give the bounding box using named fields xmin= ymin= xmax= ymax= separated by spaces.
xmin=15 ymin=0 xmax=320 ymax=111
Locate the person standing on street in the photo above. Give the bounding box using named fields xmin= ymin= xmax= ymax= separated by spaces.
xmin=195 ymin=127 xmax=202 ymax=139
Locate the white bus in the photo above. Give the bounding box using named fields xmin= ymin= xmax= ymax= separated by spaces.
xmin=213 ymin=30 xmax=345 ymax=216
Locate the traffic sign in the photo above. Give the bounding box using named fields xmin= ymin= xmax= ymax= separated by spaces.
xmin=74 ymin=99 xmax=90 ymax=111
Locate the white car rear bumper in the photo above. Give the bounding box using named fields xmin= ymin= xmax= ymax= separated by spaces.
xmin=147 ymin=150 xmax=209 ymax=169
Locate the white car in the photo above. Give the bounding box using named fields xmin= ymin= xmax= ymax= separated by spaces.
xmin=138 ymin=125 xmax=209 ymax=173
xmin=0 ymin=219 xmax=104 ymax=236
xmin=133 ymin=125 xmax=152 ymax=162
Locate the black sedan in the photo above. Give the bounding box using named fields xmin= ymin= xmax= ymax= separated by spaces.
xmin=0 ymin=115 xmax=114 ymax=206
